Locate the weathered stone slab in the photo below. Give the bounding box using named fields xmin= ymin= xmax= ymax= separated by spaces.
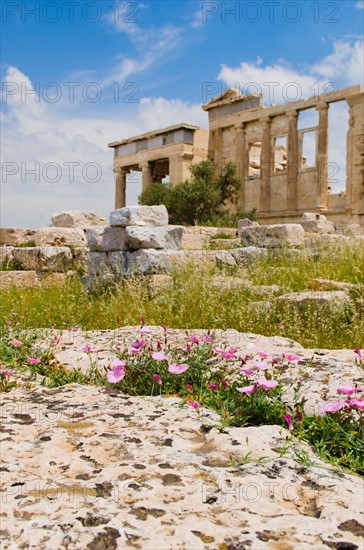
xmin=33 ymin=227 xmax=86 ymax=247
xmin=345 ymin=223 xmax=363 ymax=236
xmin=108 ymin=251 xmax=127 ymax=276
xmin=0 ymin=270 xmax=39 ymax=289
xmin=86 ymin=227 xmax=126 ymax=252
xmin=86 ymin=252 xmax=111 ymax=278
xmin=299 ymin=220 xmax=335 ymax=234
xmin=237 ymin=218 xmax=259 ymax=237
xmin=110 ymin=205 xmax=169 ymax=227
xmin=12 ymin=247 xmax=73 ymax=272
xmin=239 ymin=224 xmax=305 ymax=247
xmin=230 ymin=247 xmax=268 ymax=263
xmin=302 ymin=212 xmax=328 ymax=222
xmin=125 ymin=249 xmax=173 ymax=275
xmin=125 ymin=226 xmax=183 ymax=250
xmin=276 ymin=290 xmax=353 ymax=317
xmin=215 ymin=250 xmax=237 ymax=267
xmin=51 ymin=210 xmax=106 ymax=228
xmin=0 ymin=227 xmax=36 ymax=246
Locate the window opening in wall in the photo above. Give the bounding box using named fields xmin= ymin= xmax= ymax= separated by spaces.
xmin=328 ymin=100 xmax=349 ymax=193
xmin=273 ymin=136 xmax=287 ymax=173
xmin=300 ymin=130 xmax=317 ymax=168
xmin=297 ymin=109 xmax=318 ymax=130
xmin=248 ymin=142 xmax=261 ymax=177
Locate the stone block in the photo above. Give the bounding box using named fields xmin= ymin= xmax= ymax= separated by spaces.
xmin=86 ymin=227 xmax=126 ymax=252
xmin=110 ymin=205 xmax=169 ymax=227
xmin=276 ymin=291 xmax=353 ymax=318
xmin=87 ymin=252 xmax=111 ymax=278
xmin=345 ymin=223 xmax=363 ymax=236
xmin=299 ymin=220 xmax=335 ymax=234
xmin=34 ymin=227 xmax=86 ymax=247
xmin=12 ymin=247 xmax=73 ymax=272
xmin=125 ymin=249 xmax=173 ymax=275
xmin=0 ymin=228 xmax=36 ymax=246
xmin=109 ymin=251 xmax=127 ymax=276
xmin=125 ymin=226 xmax=183 ymax=250
xmin=302 ymin=212 xmax=327 ymax=222
xmin=0 ymin=271 xmax=39 ymax=289
xmin=237 ymin=218 xmax=259 ymax=237
xmin=51 ymin=210 xmax=107 ymax=229
xmin=215 ymin=250 xmax=237 ymax=268
xmin=239 ymin=224 xmax=305 ymax=247
xmin=230 ymin=247 xmax=268 ymax=264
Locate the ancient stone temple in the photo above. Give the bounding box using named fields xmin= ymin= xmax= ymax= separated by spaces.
xmin=109 ymin=85 xmax=363 ymax=227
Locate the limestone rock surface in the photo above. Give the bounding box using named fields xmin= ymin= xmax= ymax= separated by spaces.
xmin=125 ymin=226 xmax=183 ymax=250
xmin=239 ymin=224 xmax=305 ymax=247
xmin=110 ymin=205 xmax=169 ymax=227
xmin=51 ymin=210 xmax=107 ymax=229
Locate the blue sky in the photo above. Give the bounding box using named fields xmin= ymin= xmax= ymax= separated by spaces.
xmin=1 ymin=0 xmax=363 ymax=227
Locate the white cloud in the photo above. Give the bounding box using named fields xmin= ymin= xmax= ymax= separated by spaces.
xmin=355 ymin=1 xmax=364 ymax=9
xmin=218 ymin=40 xmax=363 ymax=105
xmin=1 ymin=67 xmax=206 ymax=227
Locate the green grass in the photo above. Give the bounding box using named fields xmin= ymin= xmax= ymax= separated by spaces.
xmin=0 ymin=241 xmax=363 ymax=349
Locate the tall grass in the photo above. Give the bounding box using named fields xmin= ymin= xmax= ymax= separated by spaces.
xmin=1 ymin=242 xmax=363 ymax=348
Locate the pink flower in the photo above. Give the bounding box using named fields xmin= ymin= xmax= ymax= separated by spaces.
xmin=0 ymin=370 xmax=14 ymax=376
xmin=186 ymin=343 xmax=191 ymax=352
xmin=282 ymin=353 xmax=301 ymax=362
xmin=213 ymin=347 xmax=224 ymax=354
xmin=221 ymin=380 xmax=228 ymax=389
xmin=348 ymin=398 xmax=364 ymax=410
xmin=107 ymin=365 xmax=125 ymax=383
xmin=70 ymin=325 xmax=80 ymax=332
xmin=257 ymin=377 xmax=279 ymax=390
xmin=152 ymin=374 xmax=162 ymax=385
xmin=207 ymin=384 xmax=219 ymax=392
xmin=112 ymin=359 xmax=126 ymax=368
xmin=168 ymin=363 xmax=189 ymax=374
xmin=161 ymin=325 xmax=167 ymax=332
xmin=129 ymin=347 xmax=140 ymax=354
xmin=353 ymin=348 xmax=362 ymax=358
xmin=131 ymin=339 xmax=147 ymax=349
xmin=240 ymin=368 xmax=254 ymax=376
xmin=283 ymin=413 xmax=294 ymax=431
xmin=152 ymin=351 xmax=169 ymax=361
xmin=190 ymin=336 xmax=199 ymax=345
xmin=140 ymin=316 xmax=145 ymax=326
xmin=27 ymin=357 xmax=41 ymax=364
xmin=140 ymin=326 xmax=151 ymax=334
xmin=319 ymin=400 xmax=345 ymax=414
xmin=277 ymin=323 xmax=284 ymax=328
xmin=297 ymin=380 xmax=302 ymax=386
xmin=221 ymin=348 xmax=238 ymax=359
xmin=251 ymin=360 xmax=270 ymax=370
xmin=336 ymin=385 xmax=356 ymax=395
xmin=51 ymin=324 xmax=57 ymax=329
xmin=256 ymin=350 xmax=272 ymax=359
xmin=202 ymin=335 xmax=216 ymax=343
xmin=186 ymin=384 xmax=193 ymax=393
xmin=188 ymin=401 xmax=200 ymax=410
xmin=81 ymin=345 xmax=96 ymax=353
xmin=9 ymin=340 xmax=23 ymax=347
xmin=237 ymin=385 xmax=256 ymax=395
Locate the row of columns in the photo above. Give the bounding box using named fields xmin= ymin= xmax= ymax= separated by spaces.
xmin=231 ymin=103 xmax=330 ymax=213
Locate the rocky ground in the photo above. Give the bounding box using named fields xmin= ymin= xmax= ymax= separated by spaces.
xmin=1 ymin=328 xmax=363 ymax=549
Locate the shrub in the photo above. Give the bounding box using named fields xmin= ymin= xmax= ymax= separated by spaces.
xmin=139 ymin=160 xmax=241 ymax=226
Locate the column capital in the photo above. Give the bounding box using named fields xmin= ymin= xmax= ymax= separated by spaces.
xmin=260 ymin=116 xmax=272 ymax=126
xmin=316 ymin=102 xmax=329 ymax=112
xmin=288 ymin=109 xmax=298 ymax=118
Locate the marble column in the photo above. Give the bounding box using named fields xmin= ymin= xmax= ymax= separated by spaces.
xmin=141 ymin=162 xmax=153 ymax=192
xmin=345 ymin=93 xmax=364 ymax=217
xmin=316 ymin=103 xmax=329 ymax=209
xmin=214 ymin=128 xmax=223 ymax=171
xmin=115 ymin=166 xmax=127 ymax=209
xmin=235 ymin=123 xmax=248 ymax=208
xmin=260 ymin=118 xmax=272 ymax=213
xmin=287 ymin=110 xmax=299 ymax=211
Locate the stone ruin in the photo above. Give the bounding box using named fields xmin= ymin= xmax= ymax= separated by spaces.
xmin=110 ymin=85 xmax=363 ymax=228
xmin=1 ymin=207 xmax=363 ymax=290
